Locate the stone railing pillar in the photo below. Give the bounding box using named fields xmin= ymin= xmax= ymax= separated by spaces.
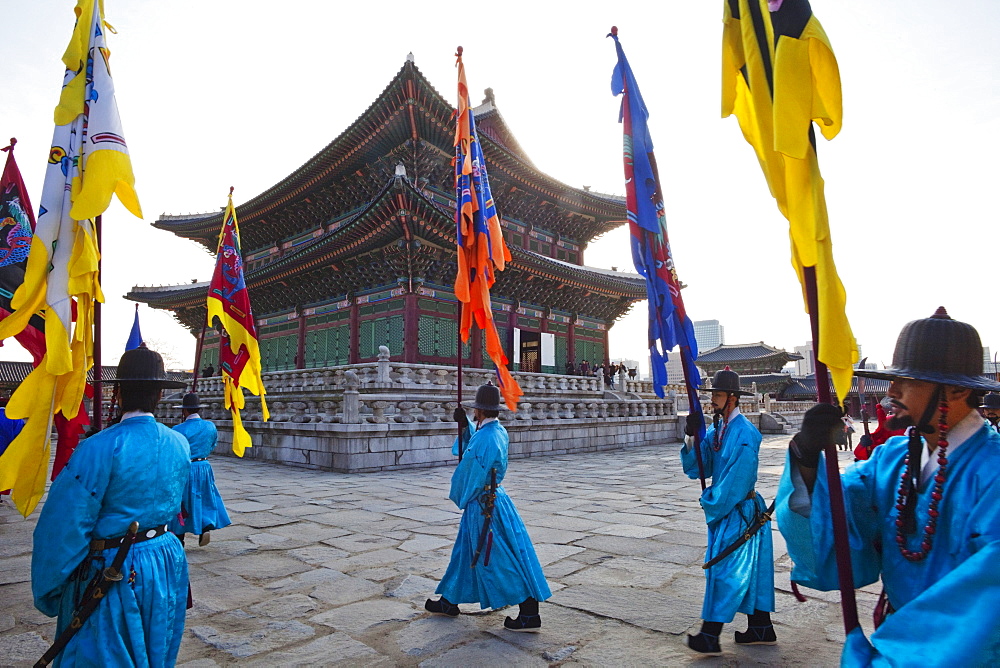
xmin=342 ymin=370 xmax=361 ymax=424
xmin=377 ymin=346 xmax=391 ymax=384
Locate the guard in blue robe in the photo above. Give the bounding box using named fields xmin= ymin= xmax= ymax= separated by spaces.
xmin=981 ymin=392 xmax=1000 ymax=432
xmin=777 ymin=308 xmax=1000 ymax=666
xmin=168 ymin=393 xmax=231 ymax=546
xmin=31 ymin=345 xmax=190 ymax=667
xmin=0 ymin=405 xmax=25 ymax=501
xmin=425 ymin=382 xmax=551 ymax=632
xmin=682 ymin=367 xmax=775 ymax=655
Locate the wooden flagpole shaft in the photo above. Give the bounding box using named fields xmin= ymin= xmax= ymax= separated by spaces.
xmin=803 ymin=266 xmax=860 ymax=633
xmin=675 ymin=336 xmax=706 ymax=490
xmin=456 ymin=302 xmax=464 ymax=462
xmin=92 ymin=214 xmax=103 ymax=431
xmin=192 ymin=321 xmax=207 ymax=392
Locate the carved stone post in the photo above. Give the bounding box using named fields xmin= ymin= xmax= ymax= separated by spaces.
xmin=342 ymin=370 xmax=361 ymax=424
xmin=377 ymin=345 xmax=391 ymax=384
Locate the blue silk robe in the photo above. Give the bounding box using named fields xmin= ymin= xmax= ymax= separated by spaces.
xmin=32 ymin=415 xmax=191 ymax=667
xmin=167 ymin=416 xmax=231 ymax=535
xmin=681 ymin=411 xmax=775 ymax=622
xmin=776 ymin=416 xmax=1000 ymax=666
xmin=436 ymin=419 xmax=551 ymax=610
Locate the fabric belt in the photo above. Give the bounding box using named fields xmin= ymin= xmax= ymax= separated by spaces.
xmin=90 ymin=525 xmax=168 ymax=552
xmin=191 ymin=457 xmax=208 ymax=462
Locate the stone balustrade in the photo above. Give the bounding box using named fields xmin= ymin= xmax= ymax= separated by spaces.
xmin=766 ymin=400 xmax=817 ymax=413
xmin=163 ymin=347 xmax=684 ymax=474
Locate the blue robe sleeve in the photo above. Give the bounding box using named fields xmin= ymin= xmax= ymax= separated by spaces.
xmin=451 ymin=421 xmax=474 ymax=457
xmin=448 ymin=426 xmax=497 ymax=510
xmin=842 ymin=471 xmax=1000 ymax=667
xmin=681 ymin=426 xmax=715 ymax=479
xmin=31 ymin=437 xmax=113 ymax=617
xmin=775 ymin=450 xmax=883 ymax=591
xmin=698 ymin=423 xmax=760 ymax=525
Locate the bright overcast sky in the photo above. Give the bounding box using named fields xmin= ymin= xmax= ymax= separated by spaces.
xmin=1 ymin=1 xmax=998 ymax=373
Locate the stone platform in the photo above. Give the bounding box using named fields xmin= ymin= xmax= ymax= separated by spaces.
xmin=173 ymin=354 xmax=690 ymax=473
xmin=0 ymin=435 xmax=877 ymax=666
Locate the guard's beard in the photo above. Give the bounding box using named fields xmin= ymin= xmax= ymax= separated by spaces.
xmin=886 ymin=414 xmax=914 ymax=431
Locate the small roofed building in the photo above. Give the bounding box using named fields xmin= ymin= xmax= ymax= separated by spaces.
xmin=128 ymin=58 xmax=646 ymax=375
xmin=698 ymin=342 xmax=803 ymax=377
xmin=781 ymin=375 xmax=891 ymax=416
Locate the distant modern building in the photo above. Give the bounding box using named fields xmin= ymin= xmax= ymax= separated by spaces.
xmin=693 ymin=320 xmax=725 ymax=353
xmin=794 ymin=343 xmax=814 ymax=376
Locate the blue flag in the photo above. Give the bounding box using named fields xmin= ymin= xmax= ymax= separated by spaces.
xmin=609 ymin=28 xmax=706 ymax=448
xmin=125 ymin=304 xmax=143 ymax=351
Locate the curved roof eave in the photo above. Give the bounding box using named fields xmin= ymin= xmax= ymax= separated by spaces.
xmin=133 ymin=177 xmax=644 ymax=310
xmin=154 ymin=60 xmax=626 ymax=242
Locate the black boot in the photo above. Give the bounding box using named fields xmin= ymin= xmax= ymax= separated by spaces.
xmin=735 ymin=609 xmax=777 ymax=645
xmin=504 ymin=597 xmax=541 ymax=632
xmin=424 ymin=596 xmax=459 ymax=617
xmin=687 ymin=621 xmax=723 ymax=655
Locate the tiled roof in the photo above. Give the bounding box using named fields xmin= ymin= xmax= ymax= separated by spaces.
xmin=737 ymin=373 xmax=794 ymax=389
xmin=781 ymin=375 xmax=891 ymax=399
xmin=0 ymin=362 xmax=190 ymax=388
xmin=698 ymin=343 xmax=803 ymax=363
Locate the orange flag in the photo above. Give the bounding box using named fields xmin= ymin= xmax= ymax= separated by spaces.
xmin=453 ymin=47 xmax=522 ymax=411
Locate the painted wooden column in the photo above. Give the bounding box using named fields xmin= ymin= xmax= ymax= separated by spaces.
xmin=506 ymin=303 xmax=517 ymax=371
xmin=403 ymin=292 xmax=419 ymax=364
xmin=567 ymin=313 xmax=577 ymax=370
xmin=348 ymin=296 xmax=360 ymax=364
xmin=603 ymin=324 xmax=611 ymax=368
xmin=296 ymin=308 xmax=307 ymax=369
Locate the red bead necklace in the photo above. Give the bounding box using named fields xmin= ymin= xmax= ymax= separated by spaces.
xmin=894 ymin=402 xmax=949 ymax=562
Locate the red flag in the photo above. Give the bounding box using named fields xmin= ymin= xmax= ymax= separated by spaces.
xmin=207 ymin=189 xmax=268 ymax=455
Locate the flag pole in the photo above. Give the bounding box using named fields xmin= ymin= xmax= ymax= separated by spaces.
xmin=456 ymin=303 xmax=463 ymax=463
xmin=677 ymin=337 xmax=707 ymax=491
xmin=610 ymin=28 xmax=705 ymax=489
xmin=804 ymin=266 xmax=860 ymax=633
xmin=92 ymin=214 xmax=103 ymax=432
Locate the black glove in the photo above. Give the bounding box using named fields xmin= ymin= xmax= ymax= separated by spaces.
xmin=453 ymin=407 xmax=470 ymax=429
xmin=790 ymin=403 xmax=843 ymax=468
xmin=685 ymin=412 xmax=702 ymax=437
xmin=858 ymin=434 xmax=873 ymax=450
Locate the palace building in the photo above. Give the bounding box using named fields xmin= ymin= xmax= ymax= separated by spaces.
xmin=129 ymin=56 xmax=646 ymax=374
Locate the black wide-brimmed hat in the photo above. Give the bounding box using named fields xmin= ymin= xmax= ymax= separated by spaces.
xmin=704 ymin=366 xmax=753 ymax=396
xmin=855 ymin=307 xmax=1000 ymax=392
xmin=463 ymin=381 xmax=502 ymax=411
xmin=981 ymin=393 xmax=1000 ymax=410
xmin=114 ymin=344 xmax=187 ymax=389
xmin=174 ymin=392 xmax=203 ymax=410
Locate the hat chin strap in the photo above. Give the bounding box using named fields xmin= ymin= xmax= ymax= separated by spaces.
xmin=901 ymin=385 xmax=943 ymax=534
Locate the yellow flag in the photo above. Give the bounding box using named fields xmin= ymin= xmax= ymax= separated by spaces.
xmin=722 ymin=0 xmax=856 ymax=401
xmin=0 ymin=0 xmax=142 ymax=516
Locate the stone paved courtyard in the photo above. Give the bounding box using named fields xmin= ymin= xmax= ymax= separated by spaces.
xmin=1 ymin=435 xmax=877 ymax=666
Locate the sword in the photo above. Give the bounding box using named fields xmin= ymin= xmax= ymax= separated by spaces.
xmin=471 ymin=468 xmax=496 ymax=568
xmin=36 ymin=521 xmax=140 ymax=668
xmin=702 ymin=500 xmax=775 ymax=569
